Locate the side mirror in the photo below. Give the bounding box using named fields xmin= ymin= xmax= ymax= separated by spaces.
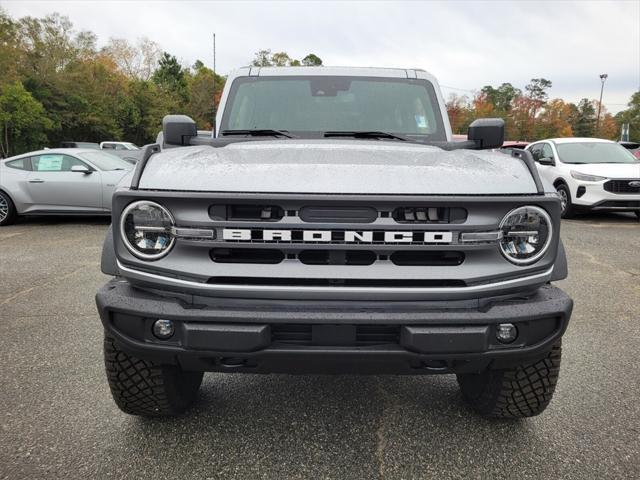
xmin=467 ymin=118 xmax=505 ymax=150
xmin=538 ymin=157 xmax=555 ymax=166
xmin=163 ymin=115 xmax=197 ymax=146
xmin=71 ymin=165 xmax=91 ymax=174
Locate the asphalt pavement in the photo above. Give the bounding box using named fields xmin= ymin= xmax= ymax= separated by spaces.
xmin=1 ymin=213 xmax=639 ymax=479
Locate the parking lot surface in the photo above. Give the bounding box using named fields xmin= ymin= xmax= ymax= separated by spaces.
xmin=1 ymin=214 xmax=639 ymax=479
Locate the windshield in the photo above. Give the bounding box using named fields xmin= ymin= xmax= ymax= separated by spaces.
xmin=557 ymin=142 xmax=638 ymax=164
xmin=123 ymin=143 xmax=139 ymax=150
xmin=221 ymin=76 xmax=446 ymax=140
xmin=78 ymin=151 xmax=133 ymax=170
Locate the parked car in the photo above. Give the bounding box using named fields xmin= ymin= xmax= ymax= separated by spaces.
xmin=619 ymin=141 xmax=640 ymax=159
xmin=100 ymin=141 xmax=140 ymax=151
xmin=60 ymin=141 xmax=100 ymax=149
xmin=0 ymin=149 xmax=133 ymax=226
xmin=100 ymin=141 xmax=142 ymax=164
xmin=502 ymin=141 xmax=529 ymax=150
xmin=526 ymin=138 xmax=640 ymax=218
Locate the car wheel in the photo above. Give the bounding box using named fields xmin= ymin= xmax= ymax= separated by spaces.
xmin=104 ymin=333 xmax=203 ymax=417
xmin=457 ymin=341 xmax=562 ymax=418
xmin=556 ymin=184 xmax=575 ymax=219
xmin=0 ymin=190 xmax=17 ymax=226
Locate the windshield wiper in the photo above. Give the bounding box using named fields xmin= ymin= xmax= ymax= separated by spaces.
xmin=323 ymin=131 xmax=410 ymax=141
xmin=221 ymin=129 xmax=296 ymax=139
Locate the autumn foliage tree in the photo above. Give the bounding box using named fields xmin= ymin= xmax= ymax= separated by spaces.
xmin=446 ymin=77 xmax=634 ymax=142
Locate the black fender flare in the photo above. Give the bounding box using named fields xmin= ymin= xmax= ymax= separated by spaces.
xmin=101 ymin=225 xmax=119 ymax=276
xmin=550 ymin=238 xmax=568 ymax=281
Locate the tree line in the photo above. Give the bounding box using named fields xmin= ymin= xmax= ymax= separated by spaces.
xmin=447 ymin=79 xmax=639 ymax=142
xmin=0 ymin=9 xmax=638 ymax=158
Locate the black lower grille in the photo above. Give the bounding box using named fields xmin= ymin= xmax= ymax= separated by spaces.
xmin=595 ymin=200 xmax=640 ymax=208
xmin=603 ymin=180 xmax=640 ymax=194
xmin=271 ymin=324 xmax=400 ymax=346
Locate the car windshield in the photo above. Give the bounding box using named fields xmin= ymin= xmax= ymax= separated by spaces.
xmin=123 ymin=143 xmax=139 ymax=150
xmin=557 ymin=142 xmax=638 ymax=164
xmin=220 ymin=76 xmax=446 ymax=141
xmin=78 ymin=151 xmax=133 ymax=170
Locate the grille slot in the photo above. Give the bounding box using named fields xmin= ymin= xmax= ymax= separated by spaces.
xmin=393 ymin=207 xmax=467 ymax=223
xmin=390 ymin=251 xmax=465 ymax=266
xmin=603 ymin=180 xmax=640 ymax=194
xmin=209 ymin=204 xmax=285 ymax=221
xmin=271 ymin=324 xmax=400 ymax=346
xmin=211 ymin=248 xmax=284 ymax=264
xmin=298 ymin=250 xmax=376 ymax=266
xmin=299 ymin=206 xmax=377 ymax=223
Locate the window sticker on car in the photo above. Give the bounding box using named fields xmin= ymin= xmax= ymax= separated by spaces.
xmin=37 ymin=155 xmax=63 ymax=171
xmin=415 ymin=115 xmax=427 ymax=129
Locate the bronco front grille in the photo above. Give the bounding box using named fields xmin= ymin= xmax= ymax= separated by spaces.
xmin=115 ymin=192 xmax=560 ymax=299
xmin=603 ymin=180 xmax=640 ymax=194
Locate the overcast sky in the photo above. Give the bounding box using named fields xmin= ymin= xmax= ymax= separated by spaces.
xmin=2 ymin=0 xmax=639 ymax=113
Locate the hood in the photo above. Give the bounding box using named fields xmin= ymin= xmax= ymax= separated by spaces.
xmin=137 ymin=140 xmax=538 ymax=195
xmin=568 ymin=162 xmax=640 ymax=179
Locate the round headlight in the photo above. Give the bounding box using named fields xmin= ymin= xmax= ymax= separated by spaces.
xmin=498 ymin=206 xmax=553 ymax=265
xmin=120 ymin=201 xmax=175 ymax=260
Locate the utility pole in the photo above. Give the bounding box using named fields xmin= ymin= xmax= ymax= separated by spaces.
xmin=596 ymin=73 xmax=608 ymax=135
xmin=212 ymin=33 xmax=217 ymax=137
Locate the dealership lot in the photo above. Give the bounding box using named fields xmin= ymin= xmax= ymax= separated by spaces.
xmin=1 ymin=215 xmax=639 ymax=480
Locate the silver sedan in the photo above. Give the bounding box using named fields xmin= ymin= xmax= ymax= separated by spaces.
xmin=0 ymin=148 xmax=133 ymax=226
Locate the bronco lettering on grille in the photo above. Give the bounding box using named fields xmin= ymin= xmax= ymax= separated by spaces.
xmin=222 ymin=229 xmax=453 ymax=244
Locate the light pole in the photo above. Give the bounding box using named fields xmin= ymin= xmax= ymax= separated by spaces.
xmin=596 ymin=73 xmax=608 ymax=135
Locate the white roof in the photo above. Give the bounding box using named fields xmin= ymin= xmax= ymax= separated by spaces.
xmin=549 ymin=137 xmax=616 ymax=144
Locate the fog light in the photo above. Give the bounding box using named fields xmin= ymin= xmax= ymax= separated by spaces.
xmin=153 ymin=319 xmax=174 ymax=339
xmin=496 ymin=323 xmax=518 ymax=343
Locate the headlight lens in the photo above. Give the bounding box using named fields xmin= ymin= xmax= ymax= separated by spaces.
xmin=570 ymin=170 xmax=607 ymax=182
xmin=120 ymin=201 xmax=175 ymax=260
xmin=499 ymin=206 xmax=553 ymax=265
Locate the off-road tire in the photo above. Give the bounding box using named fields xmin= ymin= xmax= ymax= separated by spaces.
xmin=457 ymin=342 xmax=562 ymax=418
xmin=556 ymin=184 xmax=575 ymax=219
xmin=0 ymin=190 xmax=17 ymax=226
xmin=104 ymin=334 xmax=203 ymax=417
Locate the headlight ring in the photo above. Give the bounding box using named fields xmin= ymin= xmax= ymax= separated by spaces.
xmin=120 ymin=200 xmax=175 ymax=260
xmin=498 ymin=205 xmax=553 ymax=266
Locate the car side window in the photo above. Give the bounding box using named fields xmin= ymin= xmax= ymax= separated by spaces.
xmin=5 ymin=158 xmax=31 ymax=171
xmin=32 ymin=154 xmax=88 ymax=172
xmin=541 ymin=144 xmax=554 ymax=160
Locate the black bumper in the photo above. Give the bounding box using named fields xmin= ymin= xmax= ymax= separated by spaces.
xmin=96 ymin=280 xmax=573 ymax=375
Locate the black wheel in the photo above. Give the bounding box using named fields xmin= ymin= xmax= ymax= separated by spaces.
xmin=555 ymin=184 xmax=575 ymax=218
xmin=0 ymin=190 xmax=17 ymax=226
xmin=457 ymin=342 xmax=562 ymax=418
xmin=104 ymin=334 xmax=203 ymax=417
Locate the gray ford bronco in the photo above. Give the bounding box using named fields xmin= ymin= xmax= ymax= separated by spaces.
xmin=97 ymin=67 xmax=573 ymax=418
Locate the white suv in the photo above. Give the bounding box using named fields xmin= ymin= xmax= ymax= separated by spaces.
xmin=526 ymin=138 xmax=640 ymax=219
